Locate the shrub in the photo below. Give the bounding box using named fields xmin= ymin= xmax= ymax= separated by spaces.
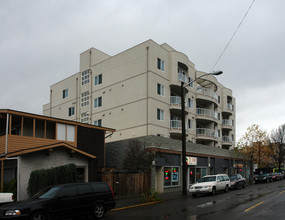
xmin=27 ymin=164 xmax=77 ymax=197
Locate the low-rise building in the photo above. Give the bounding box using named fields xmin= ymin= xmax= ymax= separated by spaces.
xmin=0 ymin=109 xmax=115 ymax=200
xmin=106 ymin=135 xmax=244 ymax=193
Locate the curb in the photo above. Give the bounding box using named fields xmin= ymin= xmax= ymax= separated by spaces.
xmin=111 ymin=201 xmax=162 ymax=212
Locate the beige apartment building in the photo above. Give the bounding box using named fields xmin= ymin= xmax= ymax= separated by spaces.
xmin=43 ymin=39 xmax=236 ymax=149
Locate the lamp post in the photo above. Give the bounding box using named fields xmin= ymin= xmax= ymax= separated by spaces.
xmin=181 ymin=70 xmax=223 ymax=196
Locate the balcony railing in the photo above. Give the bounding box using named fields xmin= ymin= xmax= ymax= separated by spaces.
xmin=222 ymin=119 xmax=233 ymax=127
xmin=196 ymin=108 xmax=218 ymax=120
xmin=227 ymin=103 xmax=234 ymax=111
xmin=170 ymin=96 xmax=181 ymax=105
xmin=196 ymin=128 xmax=219 ymax=138
xmin=196 ymin=88 xmax=219 ymax=102
xmin=170 ymin=120 xmax=182 ymax=129
xmin=222 ymin=136 xmax=233 ymax=143
xmin=178 ymin=73 xmax=193 ymax=87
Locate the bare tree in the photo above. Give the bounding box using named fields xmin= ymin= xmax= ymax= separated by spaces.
xmin=123 ymin=140 xmax=155 ymax=172
xmin=270 ymin=124 xmax=285 ymax=172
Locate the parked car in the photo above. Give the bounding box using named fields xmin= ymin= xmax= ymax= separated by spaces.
xmin=255 ymin=173 xmax=272 ymax=183
xmin=189 ymin=174 xmax=230 ymax=197
xmin=278 ymin=172 xmax=284 ymax=180
xmin=269 ymin=172 xmax=280 ymax=181
xmin=230 ymin=174 xmax=246 ymax=189
xmin=0 ymin=182 xmax=115 ymax=219
xmin=0 ymin=193 xmax=14 ymax=207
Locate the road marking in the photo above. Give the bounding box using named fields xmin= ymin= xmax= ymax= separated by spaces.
xmin=279 ymin=190 xmax=285 ymax=194
xmin=244 ymin=201 xmax=264 ymax=212
xmin=111 ymin=201 xmax=161 ymax=211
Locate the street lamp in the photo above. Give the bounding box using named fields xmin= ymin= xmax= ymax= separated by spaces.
xmin=181 ymin=70 xmax=223 ymax=196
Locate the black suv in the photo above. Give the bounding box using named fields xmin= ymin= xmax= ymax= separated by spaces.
xmin=0 ymin=182 xmax=115 ymax=219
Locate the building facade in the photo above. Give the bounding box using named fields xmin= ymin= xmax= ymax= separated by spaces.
xmin=43 ymin=39 xmax=236 ymax=149
xmin=0 ymin=109 xmax=115 ymax=200
xmin=105 ymin=136 xmax=244 ymax=193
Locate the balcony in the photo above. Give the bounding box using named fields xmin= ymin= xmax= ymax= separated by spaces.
xmin=228 ymin=103 xmax=234 ymax=111
xmin=196 ymin=128 xmax=218 ymax=141
xmin=170 ymin=120 xmax=182 ymax=130
xmin=222 ymin=103 xmax=234 ymax=116
xmin=169 ymin=96 xmax=189 ymax=116
xmin=196 ymin=88 xmax=219 ymax=103
xmin=222 ymin=136 xmax=233 ymax=145
xmin=196 ymin=108 xmax=218 ymax=122
xmin=170 ymin=96 xmax=181 ymax=106
xmin=222 ymin=119 xmax=233 ymax=130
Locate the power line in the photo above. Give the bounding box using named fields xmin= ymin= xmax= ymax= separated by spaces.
xmin=210 ymin=0 xmax=256 ymax=72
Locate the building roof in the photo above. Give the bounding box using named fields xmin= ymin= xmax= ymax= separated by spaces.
xmin=108 ymin=135 xmax=243 ymax=160
xmin=0 ymin=142 xmax=96 ymax=159
xmin=0 ymin=109 xmax=115 ymax=132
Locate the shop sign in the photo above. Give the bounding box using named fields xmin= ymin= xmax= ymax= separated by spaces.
xmin=234 ymin=163 xmax=243 ymax=168
xmin=186 ymin=156 xmax=197 ymax=165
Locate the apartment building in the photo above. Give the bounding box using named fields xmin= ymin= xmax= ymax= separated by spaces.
xmin=43 ymin=39 xmax=236 ymax=149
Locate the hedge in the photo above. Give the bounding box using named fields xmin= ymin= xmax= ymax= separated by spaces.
xmin=27 ymin=163 xmax=77 ymax=197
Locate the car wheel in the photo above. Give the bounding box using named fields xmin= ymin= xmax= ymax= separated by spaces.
xmin=30 ymin=211 xmax=47 ymax=220
xmin=266 ymin=178 xmax=269 ymax=183
xmin=94 ymin=203 xmax=105 ymax=219
xmin=224 ymin=185 xmax=229 ymax=193
xmin=242 ymin=182 xmax=246 ymax=188
xmin=212 ymin=187 xmax=216 ymax=195
xmin=192 ymin=193 xmax=197 ymax=197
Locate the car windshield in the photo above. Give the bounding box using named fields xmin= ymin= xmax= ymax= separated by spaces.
xmin=32 ymin=186 xmax=61 ymax=199
xmin=198 ymin=176 xmax=216 ymax=183
xmin=230 ymin=175 xmax=237 ymax=180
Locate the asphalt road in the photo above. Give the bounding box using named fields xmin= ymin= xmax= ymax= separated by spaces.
xmin=105 ymin=180 xmax=285 ymax=220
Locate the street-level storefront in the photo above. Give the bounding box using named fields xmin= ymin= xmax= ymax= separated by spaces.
xmin=152 ymin=150 xmax=245 ymax=193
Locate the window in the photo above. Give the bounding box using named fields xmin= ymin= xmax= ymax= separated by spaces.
xmin=81 ymin=112 xmax=89 ymax=124
xmin=56 ymin=124 xmax=75 ymax=142
xmin=58 ymin=186 xmax=77 ymax=198
xmin=187 ymin=119 xmax=192 ymax=129
xmin=68 ymin=107 xmax=75 ymax=116
xmin=164 ymin=167 xmax=179 ymax=187
xmin=157 ymin=83 xmax=165 ymax=96
xmin=81 ymin=70 xmax=90 ymax=86
xmin=94 ymin=97 xmax=102 ymax=108
xmin=157 ymin=58 xmax=165 ymax=71
xmin=81 ymin=91 xmax=89 ymax=107
xmin=188 ymin=98 xmax=194 ymax=108
xmin=94 ymin=74 xmax=102 ymax=86
xmin=157 ymin=109 xmax=164 ymax=121
xmin=188 ymin=77 xmax=194 ymax=87
xmin=94 ymin=119 xmax=102 ymax=126
xmin=62 ymin=89 xmax=68 ymax=99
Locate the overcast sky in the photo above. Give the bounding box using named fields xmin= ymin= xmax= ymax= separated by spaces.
xmin=1 ymin=0 xmax=285 ymax=141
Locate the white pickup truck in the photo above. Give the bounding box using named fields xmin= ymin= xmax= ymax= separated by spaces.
xmin=0 ymin=193 xmax=14 ymax=206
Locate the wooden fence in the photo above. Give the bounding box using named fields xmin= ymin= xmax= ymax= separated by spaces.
xmin=101 ymin=172 xmax=151 ymax=198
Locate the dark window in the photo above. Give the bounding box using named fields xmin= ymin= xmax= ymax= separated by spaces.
xmin=90 ymin=183 xmax=109 ymax=193
xmin=77 ymin=184 xmax=92 ymax=195
xmin=68 ymin=107 xmax=75 ymax=116
xmin=58 ymin=186 xmax=77 ymax=198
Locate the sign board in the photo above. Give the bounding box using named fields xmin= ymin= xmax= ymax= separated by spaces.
xmin=186 ymin=156 xmax=197 ymax=165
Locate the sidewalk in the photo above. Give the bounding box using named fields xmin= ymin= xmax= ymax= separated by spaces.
xmin=113 ymin=191 xmax=183 ymax=210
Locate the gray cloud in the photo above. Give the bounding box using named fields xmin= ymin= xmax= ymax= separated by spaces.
xmin=1 ymin=0 xmax=284 ymax=140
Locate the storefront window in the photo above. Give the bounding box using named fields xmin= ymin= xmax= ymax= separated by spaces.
xmin=189 ymin=167 xmax=207 ymax=184
xmin=164 ymin=167 xmax=179 ymax=187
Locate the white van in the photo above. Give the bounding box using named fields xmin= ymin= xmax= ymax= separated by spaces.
xmin=189 ymin=174 xmax=230 ymax=197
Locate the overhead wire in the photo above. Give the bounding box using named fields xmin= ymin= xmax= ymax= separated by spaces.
xmin=210 ymin=0 xmax=256 ymax=72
